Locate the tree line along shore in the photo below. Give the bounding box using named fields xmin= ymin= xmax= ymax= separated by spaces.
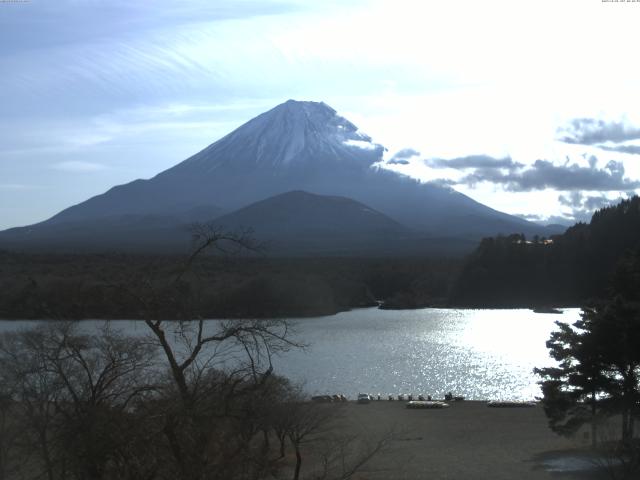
xmin=2 ymin=197 xmax=639 ymax=320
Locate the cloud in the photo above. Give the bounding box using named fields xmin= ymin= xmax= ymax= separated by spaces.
xmin=435 ymin=154 xmax=640 ymax=192
xmin=343 ymin=139 xmax=379 ymax=151
xmin=518 ymin=192 xmax=631 ymax=225
xmin=425 ymin=154 xmax=523 ymax=171
xmin=558 ymin=191 xmax=612 ymax=210
xmin=514 ymin=212 xmax=575 ymax=227
xmin=516 ymin=213 xmax=543 ymax=221
xmin=463 ymin=160 xmax=640 ymax=192
xmin=558 ymin=118 xmax=640 ymax=145
xmin=51 ymin=161 xmax=107 ymax=173
xmin=557 ymin=192 xmax=632 ymax=223
xmin=426 ymin=178 xmax=457 ymax=188
xmin=387 ymin=148 xmax=420 ymax=165
xmin=544 ymin=215 xmax=579 ymax=226
xmin=598 ymin=144 xmax=640 ymax=155
xmin=0 ymin=0 xmax=303 ymax=55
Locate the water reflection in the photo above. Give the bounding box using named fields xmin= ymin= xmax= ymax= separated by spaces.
xmin=274 ymin=307 xmax=581 ymax=400
xmin=0 ymin=307 xmax=581 ymax=401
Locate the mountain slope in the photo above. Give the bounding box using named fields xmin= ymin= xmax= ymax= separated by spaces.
xmin=214 ymin=190 xmax=404 ymax=235
xmin=0 ymin=99 xmax=554 ymax=253
xmin=0 ymin=205 xmax=224 ymax=253
xmin=211 ymin=190 xmax=414 ymax=255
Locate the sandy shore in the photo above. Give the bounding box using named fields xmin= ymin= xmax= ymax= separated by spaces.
xmin=315 ymin=400 xmax=606 ymax=480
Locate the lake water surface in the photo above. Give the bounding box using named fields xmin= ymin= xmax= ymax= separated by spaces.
xmin=0 ymin=307 xmax=581 ymax=401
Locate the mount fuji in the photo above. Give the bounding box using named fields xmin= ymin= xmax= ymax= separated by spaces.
xmin=0 ymin=100 xmax=559 ymax=254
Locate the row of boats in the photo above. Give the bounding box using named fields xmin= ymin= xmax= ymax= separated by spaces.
xmin=357 ymin=392 xmax=465 ymax=403
xmin=311 ymin=393 xmax=446 ymax=403
xmin=312 ymin=393 xmax=536 ymax=408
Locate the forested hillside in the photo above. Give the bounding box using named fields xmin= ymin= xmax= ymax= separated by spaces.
xmin=0 ymin=253 xmax=460 ymax=319
xmin=450 ymin=196 xmax=640 ymax=307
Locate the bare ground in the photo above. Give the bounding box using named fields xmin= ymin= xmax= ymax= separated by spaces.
xmin=305 ymin=400 xmax=607 ymax=480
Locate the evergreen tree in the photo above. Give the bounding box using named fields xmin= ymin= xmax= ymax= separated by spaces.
xmin=536 ymin=248 xmax=640 ymax=448
xmin=583 ymin=298 xmax=640 ymax=444
xmin=534 ymin=313 xmax=611 ymax=446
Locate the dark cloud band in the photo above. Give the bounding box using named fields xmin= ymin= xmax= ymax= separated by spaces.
xmin=558 ymin=118 xmax=640 ymax=155
xmin=426 ymin=155 xmax=523 ymax=170
xmin=598 ymin=144 xmax=640 ymax=155
xmin=426 ymin=154 xmax=640 ymax=192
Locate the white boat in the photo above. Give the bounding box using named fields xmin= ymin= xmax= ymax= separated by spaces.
xmin=406 ymin=400 xmax=449 ymax=409
xmin=487 ymin=400 xmax=536 ymax=408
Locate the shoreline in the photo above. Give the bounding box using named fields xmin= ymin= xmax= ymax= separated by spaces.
xmin=0 ymin=304 xmax=581 ymax=322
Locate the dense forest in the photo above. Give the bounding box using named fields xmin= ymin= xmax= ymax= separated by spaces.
xmin=450 ymin=196 xmax=640 ymax=307
xmin=0 ymin=252 xmax=460 ymax=320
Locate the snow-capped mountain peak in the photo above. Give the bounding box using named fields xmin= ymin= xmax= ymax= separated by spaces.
xmin=172 ymin=99 xmax=384 ymax=173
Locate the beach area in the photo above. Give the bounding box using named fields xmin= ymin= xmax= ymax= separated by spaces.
xmin=305 ymin=400 xmax=607 ymax=480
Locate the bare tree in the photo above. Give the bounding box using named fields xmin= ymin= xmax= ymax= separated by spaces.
xmin=288 ymin=403 xmax=336 ymax=480
xmin=271 ymin=389 xmax=396 ymax=480
xmin=313 ymin=429 xmax=397 ymax=480
xmin=110 ymin=225 xmax=302 ymax=480
xmin=0 ymin=322 xmax=157 ymax=480
xmin=0 ymin=384 xmax=23 ymax=480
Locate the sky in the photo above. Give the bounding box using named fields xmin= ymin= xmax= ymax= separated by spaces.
xmin=1 ymin=0 xmax=640 ymax=230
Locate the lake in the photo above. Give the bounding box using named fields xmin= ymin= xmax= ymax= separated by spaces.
xmin=0 ymin=307 xmax=580 ymax=401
